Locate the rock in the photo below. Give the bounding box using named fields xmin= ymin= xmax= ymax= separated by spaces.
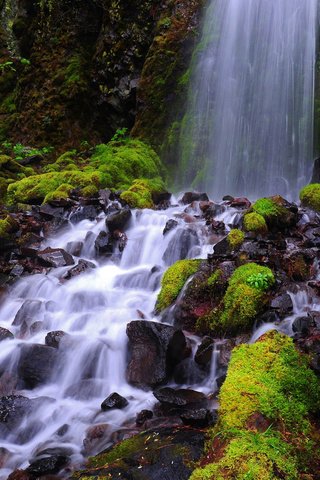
xmin=230 ymin=197 xmax=251 ymax=209
xmin=45 ymin=331 xmax=68 ymax=348
xmin=94 ymin=231 xmax=113 ymax=256
xmin=173 ymin=358 xmax=207 ymax=384
xmin=153 ymin=387 xmax=207 ymax=407
xmin=163 ymin=219 xmax=178 ymax=235
xmin=112 ymin=230 xmax=128 ymax=252
xmin=12 ymin=300 xmax=43 ymax=327
xmin=216 ymin=374 xmax=227 ymax=389
xmin=0 ymin=395 xmax=32 ymax=433
xmin=7 ymin=470 xmax=32 ymax=480
xmin=99 ymin=189 xmax=111 ymax=209
xmin=0 ymin=327 xmax=14 ymax=341
xmin=10 ymin=264 xmax=24 ymax=277
xmin=311 ymin=156 xmax=320 ymax=183
xmin=194 ymin=337 xmax=214 ymax=368
xmin=26 ymin=455 xmax=69 ymax=475
xmin=101 ymin=392 xmax=129 ymax=410
xmin=83 ymin=424 xmax=110 ymax=455
xmin=39 ymin=204 xmax=65 ymax=219
xmin=213 ymin=236 xmax=230 ymax=255
xmin=126 ymin=321 xmax=189 ymax=388
xmin=106 ymin=206 xmax=131 ymax=233
xmin=181 ymin=192 xmax=209 ymax=204
xmin=136 ymin=409 xmax=153 ymax=426
xmin=62 ymin=259 xmax=96 ymax=280
xmin=271 ymin=293 xmax=293 ymax=317
xmin=292 ymin=316 xmax=314 ymax=336
xmin=163 ymin=228 xmax=199 ymax=264
xmin=180 ymin=408 xmax=217 ymax=428
xmin=17 ymin=344 xmax=59 ymax=389
xmin=66 ymin=241 xmax=83 ymax=256
xmin=69 ymin=205 xmax=98 ymax=224
xmin=37 ymin=248 xmax=74 ymax=268
xmin=152 ymin=191 xmax=171 ymax=205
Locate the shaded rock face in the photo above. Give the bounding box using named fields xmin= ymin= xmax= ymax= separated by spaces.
xmin=17 ymin=344 xmax=59 ymax=389
xmin=126 ymin=321 xmax=190 ymax=388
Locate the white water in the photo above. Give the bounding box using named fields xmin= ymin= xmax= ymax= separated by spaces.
xmin=179 ymin=0 xmax=318 ymax=200
xmin=0 ymin=202 xmax=216 ymax=478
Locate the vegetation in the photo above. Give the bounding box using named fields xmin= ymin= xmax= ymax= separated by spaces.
xmin=243 ymin=212 xmax=268 ymax=234
xmin=227 ymin=228 xmax=244 ymax=250
xmin=120 ymin=178 xmax=166 ymax=209
xmin=299 ymin=183 xmax=320 ymax=212
xmin=156 ymin=259 xmax=201 ymax=312
xmin=190 ymin=331 xmax=320 ymax=479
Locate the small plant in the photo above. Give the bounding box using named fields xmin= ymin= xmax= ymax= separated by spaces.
xmin=20 ymin=58 xmax=31 ymax=66
xmin=111 ymin=127 xmax=128 ymax=142
xmin=246 ymin=271 xmax=274 ymax=291
xmin=0 ymin=61 xmax=16 ymax=73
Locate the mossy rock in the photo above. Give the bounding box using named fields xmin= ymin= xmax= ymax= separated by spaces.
xmin=227 ymin=229 xmax=244 ymax=250
xmin=251 ymin=196 xmax=297 ymax=231
xmin=190 ymin=331 xmax=320 ymax=480
xmin=120 ymin=177 xmax=166 ymax=209
xmin=243 ymin=212 xmax=268 ymax=234
xmin=299 ymin=183 xmax=320 ymax=212
xmin=156 ymin=259 xmax=201 ymax=313
xmin=0 ymin=215 xmax=19 ymax=239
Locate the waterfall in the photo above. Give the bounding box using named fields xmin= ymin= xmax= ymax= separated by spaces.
xmin=178 ymin=0 xmax=318 ymax=200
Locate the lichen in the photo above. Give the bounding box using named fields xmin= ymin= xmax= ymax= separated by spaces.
xmin=190 ymin=331 xmax=320 ymax=479
xmin=156 ymin=259 xmax=201 ymax=312
xmin=299 ymin=183 xmax=320 ymax=212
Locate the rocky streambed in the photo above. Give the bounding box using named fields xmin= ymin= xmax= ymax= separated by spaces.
xmin=0 ymin=190 xmax=319 ymax=479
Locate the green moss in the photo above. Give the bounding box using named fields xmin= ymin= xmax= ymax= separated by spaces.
xmin=227 ymin=229 xmax=244 ymax=250
xmin=207 ymin=269 xmax=222 ymax=288
xmin=299 ymin=183 xmax=320 ymax=212
xmin=190 ymin=331 xmax=320 ymax=479
xmin=214 ymin=263 xmax=275 ymax=334
xmin=120 ymin=177 xmax=165 ymax=209
xmin=156 ymin=259 xmax=201 ymax=312
xmin=43 ymin=183 xmax=72 ymax=204
xmin=88 ymin=435 xmax=145 ymax=468
xmin=252 ymin=198 xmax=280 ymax=219
xmin=0 ymin=215 xmax=17 ymax=238
xmin=243 ymin=212 xmax=268 ymax=234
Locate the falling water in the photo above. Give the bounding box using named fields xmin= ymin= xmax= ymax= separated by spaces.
xmin=179 ymin=0 xmax=318 ymax=200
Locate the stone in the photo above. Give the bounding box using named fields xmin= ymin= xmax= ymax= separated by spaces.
xmin=173 ymin=358 xmax=207 ymax=384
xmin=26 ymin=455 xmax=69 ymax=475
xmin=37 ymin=248 xmax=74 ymax=268
xmin=180 ymin=408 xmax=217 ymax=428
xmin=62 ymin=259 xmax=96 ymax=280
xmin=152 ymin=191 xmax=171 ymax=205
xmin=39 ymin=204 xmax=65 ymax=219
xmin=271 ymin=293 xmax=293 ymax=316
xmin=292 ymin=316 xmax=314 ymax=336
xmin=0 ymin=327 xmax=14 ymax=342
xmin=0 ymin=395 xmax=32 ymax=434
xmin=213 ymin=236 xmax=230 ymax=255
xmin=17 ymin=344 xmax=59 ymax=389
xmin=69 ymin=205 xmax=98 ymax=224
xmin=163 ymin=219 xmax=178 ymax=235
xmin=181 ymin=192 xmax=209 ymax=204
xmin=66 ymin=241 xmax=83 ymax=257
xmin=136 ymin=409 xmax=153 ymax=426
xmin=162 ymin=228 xmax=199 ymax=264
xmin=94 ymin=231 xmax=113 ymax=256
xmin=45 ymin=331 xmax=68 ymax=349
xmin=83 ymin=424 xmax=110 ymax=455
xmin=194 ymin=337 xmax=214 ymax=368
xmin=126 ymin=321 xmax=189 ymax=388
xmin=153 ymin=387 xmax=207 ymax=407
xmin=12 ymin=300 xmax=43 ymax=327
xmin=101 ymin=392 xmax=129 ymax=410
xmin=106 ymin=206 xmax=132 ymax=233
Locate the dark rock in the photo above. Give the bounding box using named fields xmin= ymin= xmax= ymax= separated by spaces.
xmin=12 ymin=300 xmax=43 ymax=326
xmin=45 ymin=331 xmax=68 ymax=349
xmin=62 ymin=259 xmax=96 ymax=280
xmin=152 ymin=191 xmax=171 ymax=205
xmin=26 ymin=455 xmax=69 ymax=475
xmin=292 ymin=316 xmax=314 ymax=336
xmin=29 ymin=321 xmax=43 ymax=335
xmin=173 ymin=358 xmax=207 ymax=384
xmin=163 ymin=228 xmax=199 ymax=264
xmin=39 ymin=204 xmax=65 ymax=219
xmin=0 ymin=396 xmax=32 ymax=432
xmin=271 ymin=293 xmax=293 ymax=316
xmin=153 ymin=387 xmax=207 ymax=407
xmin=70 ymin=205 xmax=98 ymax=224
xmin=17 ymin=344 xmax=59 ymax=389
xmin=311 ymin=157 xmax=320 ymax=183
xmin=10 ymin=264 xmax=24 ymax=277
xmin=99 ymin=189 xmax=111 ymax=209
xmin=195 ymin=337 xmax=214 ymax=368
xmin=37 ymin=248 xmax=74 ymax=268
xmin=66 ymin=241 xmax=83 ymax=257
xmin=0 ymin=327 xmax=14 ymax=341
xmin=163 ymin=219 xmax=178 ymax=235
xmin=230 ymin=197 xmax=251 ymax=209
xmin=106 ymin=206 xmax=132 ymax=233
xmin=213 ymin=236 xmax=230 ymax=255
xmin=83 ymin=424 xmax=110 ymax=455
xmin=95 ymin=231 xmax=113 ymax=256
xmin=112 ymin=230 xmax=128 ymax=252
xmin=216 ymin=374 xmax=227 ymax=389
xmin=180 ymin=408 xmax=217 ymax=428
xmin=181 ymin=192 xmax=209 ymax=204
xmin=101 ymin=392 xmax=129 ymax=410
xmin=126 ymin=321 xmax=189 ymax=388
xmin=136 ymin=409 xmax=153 ymax=426
xmin=7 ymin=470 xmax=32 ymax=480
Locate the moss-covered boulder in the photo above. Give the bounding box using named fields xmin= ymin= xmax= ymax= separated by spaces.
xmin=243 ymin=212 xmax=268 ymax=234
xmin=156 ymin=259 xmax=201 ymax=313
xmin=120 ymin=177 xmax=166 ymax=209
xmin=299 ymin=183 xmax=320 ymax=212
xmin=190 ymin=331 xmax=320 ymax=479
xmin=227 ymin=229 xmax=244 ymax=250
xmin=250 ymin=196 xmax=297 ymax=231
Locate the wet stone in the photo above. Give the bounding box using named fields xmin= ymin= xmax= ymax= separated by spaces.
xmin=0 ymin=327 xmax=14 ymax=342
xmin=292 ymin=316 xmax=314 ymax=336
xmin=101 ymin=392 xmax=129 ymax=410
xmin=106 ymin=206 xmax=131 ymax=233
xmin=66 ymin=241 xmax=83 ymax=257
xmin=17 ymin=344 xmax=59 ymax=389
xmin=181 ymin=192 xmax=209 ymax=204
xmin=153 ymin=387 xmax=207 ymax=407
xmin=163 ymin=219 xmax=178 ymax=235
xmin=62 ymin=259 xmax=96 ymax=280
xmin=69 ymin=205 xmax=98 ymax=224
xmin=94 ymin=231 xmax=113 ymax=256
xmin=271 ymin=293 xmax=293 ymax=316
xmin=37 ymin=248 xmax=74 ymax=268
xmin=45 ymin=331 xmax=68 ymax=348
xmin=26 ymin=455 xmax=69 ymax=476
xmin=136 ymin=409 xmax=153 ymax=426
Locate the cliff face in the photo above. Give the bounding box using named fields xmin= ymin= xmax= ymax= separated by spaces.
xmin=0 ymin=0 xmax=203 ymax=154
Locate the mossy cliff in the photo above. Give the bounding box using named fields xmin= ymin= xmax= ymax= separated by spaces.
xmin=190 ymin=331 xmax=320 ymax=479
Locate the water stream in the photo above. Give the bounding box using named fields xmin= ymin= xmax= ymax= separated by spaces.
xmin=179 ymin=0 xmax=318 ymax=200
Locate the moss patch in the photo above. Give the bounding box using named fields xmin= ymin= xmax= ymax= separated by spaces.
xmin=156 ymin=259 xmax=201 ymax=312
xmin=190 ymin=331 xmax=320 ymax=479
xmin=299 ymin=183 xmax=320 ymax=212
xmin=120 ymin=178 xmax=166 ymax=209
xmin=243 ymin=212 xmax=268 ymax=234
xmin=227 ymin=229 xmax=244 ymax=250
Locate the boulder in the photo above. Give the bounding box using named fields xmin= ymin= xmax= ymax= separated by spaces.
xmin=12 ymin=300 xmax=43 ymax=327
xmin=94 ymin=231 xmax=113 ymax=256
xmin=37 ymin=248 xmax=74 ymax=268
xmin=62 ymin=259 xmax=95 ymax=280
xmin=26 ymin=455 xmax=69 ymax=475
xmin=101 ymin=392 xmax=128 ymax=410
xmin=136 ymin=409 xmax=153 ymax=426
xmin=69 ymin=205 xmax=98 ymax=224
xmin=66 ymin=241 xmax=83 ymax=256
xmin=271 ymin=293 xmax=293 ymax=317
xmin=0 ymin=327 xmax=14 ymax=342
xmin=0 ymin=395 xmax=32 ymax=434
xmin=45 ymin=331 xmax=68 ymax=349
xmin=163 ymin=219 xmax=178 ymax=235
xmin=126 ymin=321 xmax=189 ymax=388
xmin=153 ymin=388 xmax=207 ymax=407
xmin=181 ymin=192 xmax=209 ymax=204
xmin=106 ymin=207 xmax=131 ymax=233
xmin=17 ymin=344 xmax=59 ymax=389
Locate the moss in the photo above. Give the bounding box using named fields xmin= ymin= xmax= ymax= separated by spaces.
xmin=227 ymin=229 xmax=244 ymax=250
xmin=252 ymin=198 xmax=281 ymax=218
xmin=0 ymin=215 xmax=18 ymax=238
xmin=299 ymin=183 xmax=320 ymax=212
xmin=156 ymin=259 xmax=201 ymax=312
xmin=88 ymin=434 xmax=145 ymax=468
xmin=212 ymin=263 xmax=275 ymax=334
xmin=43 ymin=183 xmax=72 ymax=204
xmin=120 ymin=177 xmax=165 ymax=209
xmin=190 ymin=331 xmax=320 ymax=479
xmin=207 ymin=269 xmax=222 ymax=288
xmin=243 ymin=212 xmax=268 ymax=234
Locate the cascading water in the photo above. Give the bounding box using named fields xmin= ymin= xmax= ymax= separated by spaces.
xmin=179 ymin=0 xmax=318 ymax=200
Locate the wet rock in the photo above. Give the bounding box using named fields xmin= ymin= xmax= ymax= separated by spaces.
xmin=10 ymin=264 xmax=24 ymax=277
xmin=230 ymin=197 xmax=251 ymax=209
xmin=180 ymin=408 xmax=217 ymax=428
xmin=26 ymin=455 xmax=69 ymax=475
xmin=0 ymin=327 xmax=14 ymax=341
xmin=113 ymin=230 xmax=128 ymax=252
xmin=0 ymin=395 xmax=32 ymax=433
xmin=292 ymin=316 xmax=314 ymax=336
xmin=13 ymin=300 xmax=43 ymax=327
xmin=99 ymin=189 xmax=111 ymax=209
xmin=106 ymin=206 xmax=131 ymax=233
xmin=173 ymin=358 xmax=207 ymax=384
xmin=7 ymin=470 xmax=32 ymax=480
xmin=17 ymin=344 xmax=59 ymax=389
xmin=0 ymin=372 xmax=17 ymax=396
xmin=216 ymin=373 xmax=227 ymax=389
xmin=163 ymin=219 xmax=178 ymax=235
xmin=45 ymin=331 xmax=68 ymax=349
xmin=153 ymin=387 xmax=207 ymax=407
xmin=66 ymin=241 xmax=83 ymax=257
xmin=213 ymin=236 xmax=230 ymax=256
xmin=126 ymin=321 xmax=189 ymax=388
xmin=152 ymin=190 xmax=171 ymax=205
xmin=194 ymin=337 xmax=214 ymax=368
xmin=39 ymin=204 xmax=65 ymax=219
xmin=83 ymin=424 xmax=110 ymax=455
xmin=37 ymin=248 xmax=74 ymax=268
xmin=70 ymin=205 xmax=98 ymax=224
xmin=136 ymin=409 xmax=153 ymax=426
xmin=181 ymin=192 xmax=209 ymax=204
xmin=94 ymin=231 xmax=113 ymax=256
xmin=101 ymin=392 xmax=129 ymax=410
xmin=271 ymin=293 xmax=293 ymax=317
xmin=62 ymin=259 xmax=96 ymax=280
xmin=64 ymin=379 xmax=103 ymax=400
xmin=29 ymin=321 xmax=43 ymax=335
xmin=163 ymin=228 xmax=199 ymax=264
